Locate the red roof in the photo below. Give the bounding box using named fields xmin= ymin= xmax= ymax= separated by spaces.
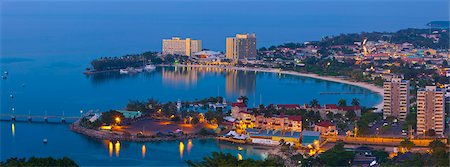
xmin=339 ymin=106 xmax=360 ymax=111
xmin=277 ymin=104 xmax=301 ymax=109
xmin=239 ymin=111 xmax=251 ymax=114
xmin=316 ymin=121 xmax=335 ymax=127
xmin=325 ymin=104 xmax=338 ymax=109
xmin=288 ymin=115 xmax=302 ymax=121
xmin=232 ymin=102 xmax=247 ymax=108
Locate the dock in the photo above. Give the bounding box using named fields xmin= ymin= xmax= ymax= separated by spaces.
xmin=0 ymin=114 xmax=81 ymax=123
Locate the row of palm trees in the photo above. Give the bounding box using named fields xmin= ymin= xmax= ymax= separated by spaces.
xmin=310 ymin=98 xmax=360 ymax=108
xmin=238 ymin=95 xmax=361 ymax=108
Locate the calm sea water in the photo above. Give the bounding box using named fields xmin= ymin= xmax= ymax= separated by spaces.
xmin=0 ymin=0 xmax=443 ymax=166
xmin=0 ymin=57 xmax=380 ymax=166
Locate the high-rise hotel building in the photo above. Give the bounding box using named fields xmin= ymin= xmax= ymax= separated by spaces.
xmin=416 ymin=86 xmax=445 ymax=136
xmin=162 ymin=37 xmax=202 ymax=56
xmin=383 ymin=77 xmax=410 ymax=121
xmin=226 ymin=33 xmax=257 ymax=62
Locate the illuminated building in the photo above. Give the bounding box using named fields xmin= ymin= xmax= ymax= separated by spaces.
xmin=416 ymin=86 xmax=445 ymax=136
xmin=313 ymin=121 xmax=337 ymax=135
xmin=383 ymin=77 xmax=410 ymax=121
xmin=162 ymin=37 xmax=202 ymax=56
xmin=226 ymin=33 xmax=256 ymax=62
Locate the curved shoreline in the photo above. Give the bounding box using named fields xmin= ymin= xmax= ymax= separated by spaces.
xmin=168 ymin=64 xmax=384 ymax=112
xmin=70 ymin=120 xmax=215 ymax=142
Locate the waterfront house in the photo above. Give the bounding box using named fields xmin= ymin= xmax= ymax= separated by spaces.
xmin=246 ymin=128 xmax=301 ymax=146
xmin=314 ymin=121 xmax=337 ymax=135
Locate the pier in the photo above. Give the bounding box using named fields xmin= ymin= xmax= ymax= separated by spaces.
xmin=0 ymin=114 xmax=80 ymax=123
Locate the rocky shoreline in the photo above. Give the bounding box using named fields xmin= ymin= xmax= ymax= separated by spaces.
xmin=69 ymin=120 xmax=215 ymax=142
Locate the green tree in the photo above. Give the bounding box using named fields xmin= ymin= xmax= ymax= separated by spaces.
xmin=1 ymin=157 xmax=78 ymax=167
xmin=351 ymin=98 xmax=360 ymax=106
xmin=428 ymin=140 xmax=446 ymax=152
xmin=310 ymin=99 xmax=320 ymax=108
xmin=338 ymin=99 xmax=347 ymax=107
xmin=192 ymin=117 xmax=200 ymax=124
xmin=425 ymin=129 xmax=436 ymax=137
xmin=319 ymin=142 xmax=355 ymax=166
xmin=100 ymin=110 xmax=125 ymax=125
xmin=239 ymin=96 xmax=249 ymax=105
xmin=400 ymin=138 xmax=415 ymax=150
xmin=345 ymin=110 xmax=356 ymax=121
xmin=186 ymin=152 xmax=284 ymax=167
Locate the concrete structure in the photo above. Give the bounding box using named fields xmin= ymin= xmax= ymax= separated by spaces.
xmin=383 ymin=77 xmax=410 ymax=121
xmin=247 ymin=129 xmax=301 ymax=146
xmin=416 ymin=86 xmax=445 ymax=136
xmin=162 ymin=37 xmax=202 ymax=56
xmin=226 ymin=33 xmax=256 ymax=62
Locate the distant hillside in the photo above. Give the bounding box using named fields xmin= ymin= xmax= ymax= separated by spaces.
xmin=426 ymin=21 xmax=450 ymax=28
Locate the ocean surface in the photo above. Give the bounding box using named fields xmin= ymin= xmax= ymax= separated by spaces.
xmin=0 ymin=0 xmax=446 ymax=166
xmin=0 ymin=58 xmax=381 ymax=166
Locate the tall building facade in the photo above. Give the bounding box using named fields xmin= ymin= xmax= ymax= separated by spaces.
xmin=226 ymin=33 xmax=257 ymax=62
xmin=162 ymin=37 xmax=202 ymax=56
xmin=416 ymin=86 xmax=445 ymax=136
xmin=383 ymin=78 xmax=410 ymax=121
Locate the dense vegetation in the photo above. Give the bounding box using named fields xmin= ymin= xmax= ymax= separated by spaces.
xmin=90 ymin=52 xmax=189 ymax=71
xmin=0 ymin=157 xmax=78 ymax=167
xmin=271 ymin=28 xmax=450 ymax=50
xmin=79 ymin=110 xmax=125 ymax=129
xmin=185 ymin=152 xmax=284 ymax=167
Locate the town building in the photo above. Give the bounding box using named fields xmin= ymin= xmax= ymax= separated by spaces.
xmin=226 ymin=33 xmax=257 ymax=62
xmin=230 ymin=99 xmax=302 ymax=132
xmin=314 ymin=121 xmax=337 ymax=135
xmin=416 ymin=86 xmax=445 ymax=136
xmin=383 ymin=77 xmax=410 ymax=121
xmin=246 ymin=129 xmax=301 ymax=146
xmin=162 ymin=37 xmax=202 ymax=56
xmin=301 ymin=131 xmax=320 ymax=147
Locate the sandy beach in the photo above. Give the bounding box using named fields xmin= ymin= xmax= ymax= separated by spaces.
xmin=170 ymin=64 xmax=384 ymax=112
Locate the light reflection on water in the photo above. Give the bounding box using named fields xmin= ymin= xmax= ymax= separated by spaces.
xmin=108 ymin=141 xmax=113 ymax=158
xmin=187 ymin=139 xmax=193 ymax=155
xmin=179 ymin=141 xmax=185 ymax=159
xmin=115 ymin=141 xmax=120 ymax=157
xmin=11 ymin=123 xmax=15 ymax=137
xmin=142 ymin=145 xmax=146 ymax=158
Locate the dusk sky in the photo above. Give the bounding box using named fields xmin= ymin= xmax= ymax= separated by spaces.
xmin=1 ymin=0 xmax=449 ymax=58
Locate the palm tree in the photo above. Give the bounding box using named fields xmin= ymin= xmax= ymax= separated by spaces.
xmin=310 ymin=98 xmax=319 ymax=108
xmin=351 ymin=98 xmax=360 ymax=106
xmin=239 ymin=96 xmax=249 ymax=105
xmin=338 ymin=99 xmax=347 ymax=107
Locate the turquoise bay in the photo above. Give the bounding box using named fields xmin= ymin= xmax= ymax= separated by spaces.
xmin=1 ymin=56 xmax=380 ymax=166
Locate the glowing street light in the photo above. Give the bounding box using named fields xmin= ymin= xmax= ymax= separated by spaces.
xmin=115 ymin=117 xmax=121 ymax=124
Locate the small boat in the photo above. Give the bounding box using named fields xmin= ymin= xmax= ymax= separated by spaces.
xmin=237 ymin=146 xmax=243 ymax=151
xmin=119 ymin=69 xmax=129 ymax=74
xmin=1 ymin=76 xmax=6 ymax=79
xmin=4 ymin=71 xmax=8 ymax=75
xmin=9 ymin=94 xmax=13 ymax=98
xmin=43 ymin=139 xmax=48 ymax=143
xmin=144 ymin=64 xmax=156 ymax=71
